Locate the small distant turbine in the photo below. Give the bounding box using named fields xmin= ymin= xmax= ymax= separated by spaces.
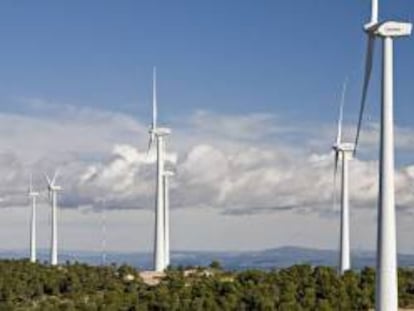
xmin=28 ymin=174 xmax=39 ymax=263
xmin=163 ymin=170 xmax=175 ymax=268
xmin=332 ymin=81 xmax=354 ymax=275
xmin=147 ymin=67 xmax=171 ymax=272
xmin=100 ymin=199 xmax=107 ymax=266
xmin=45 ymin=171 xmax=62 ymax=266
xmin=354 ymin=1 xmax=412 ymax=310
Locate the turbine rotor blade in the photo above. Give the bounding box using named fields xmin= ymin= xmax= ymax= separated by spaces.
xmin=146 ymin=67 xmax=158 ymax=158
xmin=152 ymin=67 xmax=157 ymax=130
xmin=147 ymin=137 xmax=152 ymax=153
xmin=354 ymin=34 xmax=375 ymax=154
xmin=371 ymin=0 xmax=379 ymax=25
xmin=51 ymin=169 xmax=59 ymax=185
xmin=147 ymin=133 xmax=155 ymax=154
xmin=146 ymin=67 xmax=158 ymax=159
xmin=29 ymin=173 xmax=33 ymax=194
xmin=336 ymin=79 xmax=348 ymax=146
xmin=44 ymin=173 xmax=51 ymax=186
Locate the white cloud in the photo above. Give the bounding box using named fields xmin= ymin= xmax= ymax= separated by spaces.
xmin=186 ymin=110 xmax=297 ymax=142
xmin=0 ymin=99 xmax=414 ymax=219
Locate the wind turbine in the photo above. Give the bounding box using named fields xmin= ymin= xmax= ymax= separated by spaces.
xmin=45 ymin=171 xmax=62 ymax=266
xmin=332 ymin=81 xmax=354 ymax=275
xmin=28 ymin=174 xmax=39 ymax=263
xmin=354 ymin=1 xmax=412 ymax=310
xmin=163 ymin=170 xmax=174 ymax=268
xmin=101 ymin=199 xmax=107 ymax=266
xmin=148 ymin=67 xmax=171 ymax=272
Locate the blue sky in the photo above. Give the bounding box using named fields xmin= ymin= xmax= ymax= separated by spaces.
xmin=0 ymin=0 xmax=412 ymax=124
xmin=0 ymin=1 xmax=413 ymax=254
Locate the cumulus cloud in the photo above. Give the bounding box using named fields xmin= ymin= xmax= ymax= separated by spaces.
xmin=1 ymin=99 xmax=414 ymax=217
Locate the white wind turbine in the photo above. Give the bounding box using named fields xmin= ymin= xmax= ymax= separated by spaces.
xmin=354 ymin=1 xmax=412 ymax=310
xmin=332 ymin=81 xmax=354 ymax=275
xmin=100 ymin=198 xmax=107 ymax=266
xmin=45 ymin=171 xmax=62 ymax=266
xmin=163 ymin=170 xmax=174 ymax=268
xmin=28 ymin=174 xmax=39 ymax=263
xmin=148 ymin=67 xmax=171 ymax=272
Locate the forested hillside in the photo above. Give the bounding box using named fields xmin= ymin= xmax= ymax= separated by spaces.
xmin=0 ymin=260 xmax=414 ymax=310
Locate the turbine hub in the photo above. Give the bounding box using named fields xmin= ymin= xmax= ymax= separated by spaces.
xmin=364 ymin=21 xmax=379 ymax=32
xmin=336 ymin=142 xmax=355 ymax=153
xmin=164 ymin=171 xmax=175 ymax=177
xmin=49 ymin=185 xmax=62 ymax=191
xmin=153 ymin=127 xmax=171 ymax=136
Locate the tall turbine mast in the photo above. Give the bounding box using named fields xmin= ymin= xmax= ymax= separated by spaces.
xmin=28 ymin=174 xmax=39 ymax=263
xmin=147 ymin=68 xmax=171 ymax=272
xmin=45 ymin=171 xmax=62 ymax=266
xmin=332 ymin=81 xmax=354 ymax=275
xmin=354 ymin=1 xmax=412 ymax=309
xmin=163 ymin=170 xmax=175 ymax=268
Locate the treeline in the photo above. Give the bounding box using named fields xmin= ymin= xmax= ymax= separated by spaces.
xmin=0 ymin=260 xmax=413 ymax=310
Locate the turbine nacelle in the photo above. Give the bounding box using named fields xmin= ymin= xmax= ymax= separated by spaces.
xmin=164 ymin=171 xmax=175 ymax=178
xmin=333 ymin=142 xmax=355 ymax=153
xmin=48 ymin=185 xmax=62 ymax=192
xmin=29 ymin=191 xmax=39 ymax=197
xmin=151 ymin=127 xmax=171 ymax=137
xmin=374 ymin=21 xmax=412 ymax=37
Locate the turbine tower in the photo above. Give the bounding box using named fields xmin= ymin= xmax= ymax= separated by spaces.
xmin=28 ymin=174 xmax=39 ymax=263
xmin=148 ymin=67 xmax=171 ymax=272
xmin=163 ymin=170 xmax=174 ymax=268
xmin=354 ymin=1 xmax=412 ymax=310
xmin=45 ymin=171 xmax=62 ymax=266
xmin=332 ymin=81 xmax=354 ymax=275
xmin=98 ymin=198 xmax=107 ymax=266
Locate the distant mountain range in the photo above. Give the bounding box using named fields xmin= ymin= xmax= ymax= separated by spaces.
xmin=1 ymin=247 xmax=414 ymax=270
